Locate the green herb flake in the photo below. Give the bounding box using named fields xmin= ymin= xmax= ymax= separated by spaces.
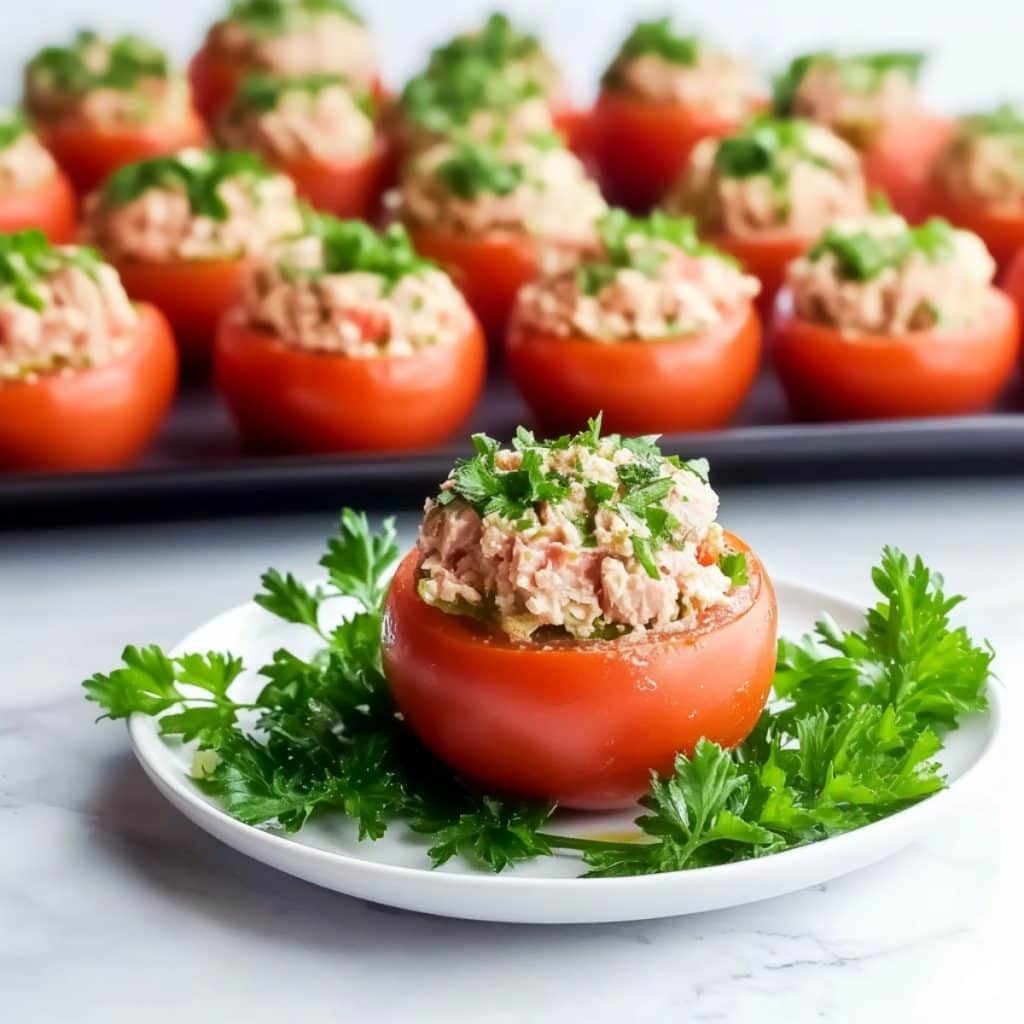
xmin=27 ymin=30 xmax=170 ymax=97
xmin=0 ymin=230 xmax=105 ymax=312
xmin=604 ymin=17 xmax=701 ymax=86
xmin=227 ymin=0 xmax=363 ymax=36
xmin=435 ymin=141 xmax=525 ymax=199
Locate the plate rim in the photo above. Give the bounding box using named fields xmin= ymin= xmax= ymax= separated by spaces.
xmin=127 ymin=579 xmax=1006 ymax=892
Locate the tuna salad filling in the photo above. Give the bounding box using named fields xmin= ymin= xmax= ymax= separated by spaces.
xmin=399 ymin=137 xmax=606 ymax=252
xmin=25 ymin=30 xmax=191 ymax=128
xmin=603 ymin=18 xmax=763 ymax=119
xmin=85 ymin=149 xmax=304 ymax=264
xmin=242 ymin=217 xmax=473 ymax=357
xmin=418 ymin=422 xmax=749 ymax=641
xmin=787 ymin=214 xmax=995 ymax=335
xmin=205 ymin=0 xmax=377 ymax=90
xmin=0 ymin=230 xmax=138 ymax=382
xmin=515 ymin=210 xmax=759 ymax=341
xmin=665 ymin=117 xmax=868 ymax=237
xmin=933 ymin=106 xmax=1024 ymax=211
xmin=216 ymin=73 xmax=375 ymax=163
xmin=773 ymin=51 xmax=924 ymax=147
xmin=0 ymin=111 xmax=58 ymax=194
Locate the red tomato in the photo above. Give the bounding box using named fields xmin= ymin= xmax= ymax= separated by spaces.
xmin=927 ymin=185 xmax=1024 ymax=273
xmin=214 ymin=310 xmax=487 ymax=453
xmin=861 ymin=114 xmax=953 ymax=222
xmin=552 ymin=103 xmax=596 ymax=164
xmin=278 ymin=139 xmax=388 ymax=219
xmin=113 ymin=257 xmax=252 ymax=372
xmin=409 ymin=228 xmax=540 ymax=344
xmin=506 ymin=301 xmax=761 ymax=434
xmin=592 ymin=88 xmax=758 ymax=212
xmin=0 ymin=170 xmax=77 ymax=243
xmin=0 ymin=303 xmax=177 ymax=472
xmin=773 ymin=287 xmax=1019 ymax=420
xmin=38 ymin=111 xmax=207 ymax=195
xmin=708 ymin=232 xmax=810 ymax=319
xmin=382 ymin=538 xmax=778 ymax=809
xmin=1001 ymin=247 xmax=1024 ymax=324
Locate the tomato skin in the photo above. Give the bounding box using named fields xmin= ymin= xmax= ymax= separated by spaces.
xmin=408 ymin=228 xmax=540 ymax=344
xmin=189 ymin=48 xmax=242 ymax=125
xmin=592 ymin=88 xmax=758 ymax=212
xmin=113 ymin=257 xmax=251 ymax=373
xmin=0 ymin=170 xmax=77 ymax=243
xmin=773 ymin=287 xmax=1020 ymax=420
xmin=382 ymin=539 xmax=778 ymax=810
xmin=506 ymin=301 xmax=761 ymax=434
xmin=277 ymin=140 xmax=387 ymax=219
xmin=0 ymin=303 xmax=177 ymax=472
xmin=926 ymin=184 xmax=1024 ymax=273
xmin=38 ymin=111 xmax=207 ymax=195
xmin=213 ymin=310 xmax=487 ymax=453
xmin=1001 ymin=247 xmax=1024 ymax=324
xmin=552 ymin=103 xmax=596 ymax=163
xmin=708 ymin=232 xmax=810 ymax=319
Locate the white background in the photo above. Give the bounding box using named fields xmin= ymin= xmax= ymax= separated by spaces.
xmin=2 ymin=0 xmax=1023 ymax=112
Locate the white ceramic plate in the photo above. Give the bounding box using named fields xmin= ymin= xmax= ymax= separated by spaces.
xmin=129 ymin=581 xmax=1003 ymax=925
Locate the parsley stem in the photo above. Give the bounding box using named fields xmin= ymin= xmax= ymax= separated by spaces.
xmin=536 ymin=833 xmax=650 ymax=854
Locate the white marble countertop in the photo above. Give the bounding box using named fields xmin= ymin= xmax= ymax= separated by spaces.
xmin=2 ymin=476 xmax=1019 ymax=1022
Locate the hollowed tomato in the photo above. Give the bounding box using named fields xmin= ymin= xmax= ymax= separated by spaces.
xmin=408 ymin=228 xmax=540 ymax=344
xmin=113 ymin=257 xmax=252 ymax=372
xmin=505 ymin=301 xmax=761 ymax=434
xmin=382 ymin=538 xmax=778 ymax=810
xmin=0 ymin=303 xmax=177 ymax=472
xmin=0 ymin=170 xmax=77 ymax=243
xmin=927 ymin=185 xmax=1024 ymax=273
xmin=213 ymin=310 xmax=487 ymax=453
xmin=277 ymin=139 xmax=388 ymax=219
xmin=773 ymin=287 xmax=1019 ymax=420
xmin=707 ymin=232 xmax=810 ymax=319
xmin=38 ymin=111 xmax=207 ymax=195
xmin=592 ymin=88 xmax=759 ymax=212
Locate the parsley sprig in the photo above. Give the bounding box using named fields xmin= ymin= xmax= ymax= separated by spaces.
xmin=84 ymin=503 xmax=993 ymax=876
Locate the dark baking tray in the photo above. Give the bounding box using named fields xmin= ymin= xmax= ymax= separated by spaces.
xmin=3 ymin=368 xmax=1023 ymax=527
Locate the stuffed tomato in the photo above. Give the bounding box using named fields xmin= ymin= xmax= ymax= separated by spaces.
xmin=190 ymin=0 xmax=380 ymax=124
xmin=0 ymin=110 xmax=75 ymax=242
xmin=397 ymin=136 xmax=606 ymax=343
xmin=592 ymin=17 xmax=766 ymax=212
xmin=85 ymin=149 xmax=304 ymax=371
xmin=507 ymin=211 xmax=761 ymax=433
xmin=665 ymin=116 xmax=870 ymax=315
xmin=215 ymin=217 xmax=485 ymax=453
xmin=382 ymin=425 xmax=778 ymax=809
xmin=774 ymin=214 xmax=1019 ymax=420
xmin=773 ymin=50 xmax=950 ymax=221
xmin=25 ymin=30 xmax=205 ymax=195
xmin=0 ymin=231 xmax=177 ymax=471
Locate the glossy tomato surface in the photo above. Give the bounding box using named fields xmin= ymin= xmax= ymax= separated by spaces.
xmin=709 ymin=232 xmax=810 ymax=318
xmin=592 ymin=88 xmax=756 ymax=212
xmin=0 ymin=303 xmax=177 ymax=472
xmin=0 ymin=170 xmax=77 ymax=243
xmin=383 ymin=538 xmax=778 ymax=809
xmin=1001 ymin=247 xmax=1024 ymax=325
xmin=409 ymin=228 xmax=539 ymax=344
xmin=214 ymin=311 xmax=486 ymax=453
xmin=39 ymin=111 xmax=206 ymax=195
xmin=280 ymin=140 xmax=387 ymax=219
xmin=114 ymin=257 xmax=251 ymax=372
xmin=773 ymin=287 xmax=1019 ymax=420
xmin=506 ymin=301 xmax=761 ymax=434
xmin=189 ymin=47 xmax=242 ymax=125
xmin=553 ymin=104 xmax=596 ymax=164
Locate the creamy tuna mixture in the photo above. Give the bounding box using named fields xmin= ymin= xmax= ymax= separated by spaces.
xmin=86 ymin=149 xmax=304 ymax=264
xmin=787 ymin=214 xmax=995 ymax=335
xmin=0 ymin=230 xmax=138 ymax=382
xmin=243 ymin=217 xmax=473 ymax=357
xmin=399 ymin=138 xmax=606 ymax=256
xmin=205 ymin=0 xmax=377 ymax=91
xmin=774 ymin=51 xmax=924 ymax=147
xmin=516 ymin=211 xmax=759 ymax=341
xmin=418 ymin=423 xmax=750 ymax=641
xmin=603 ymin=18 xmax=763 ymax=120
xmin=25 ymin=30 xmax=191 ymax=128
xmin=216 ymin=73 xmax=375 ymax=163
xmin=666 ymin=117 xmax=868 ymax=238
xmin=933 ymin=106 xmax=1024 ymax=211
xmin=0 ymin=111 xmax=58 ymax=194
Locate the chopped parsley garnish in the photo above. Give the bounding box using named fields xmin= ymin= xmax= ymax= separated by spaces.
xmin=235 ymin=71 xmax=373 ymax=118
xmin=425 ymin=12 xmax=542 ymax=74
xmin=27 ymin=30 xmax=170 ymax=96
xmin=300 ymin=215 xmax=433 ymax=285
xmin=102 ymin=150 xmax=274 ymax=218
xmin=808 ymin=217 xmax=957 ymax=281
xmin=434 ymin=140 xmax=526 ymax=199
xmin=0 ymin=109 xmax=30 ymax=151
xmin=960 ymin=103 xmax=1024 ymax=139
xmin=0 ymin=230 xmax=105 ymax=312
xmin=713 ymin=116 xmax=821 ymax=179
xmin=227 ymin=0 xmax=363 ymax=35
xmin=774 ymin=51 xmax=925 ymax=115
xmin=604 ymin=17 xmax=700 ymax=86
xmin=85 ymin=508 xmax=994 ymax=876
xmin=718 ymin=552 xmax=749 ymax=587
